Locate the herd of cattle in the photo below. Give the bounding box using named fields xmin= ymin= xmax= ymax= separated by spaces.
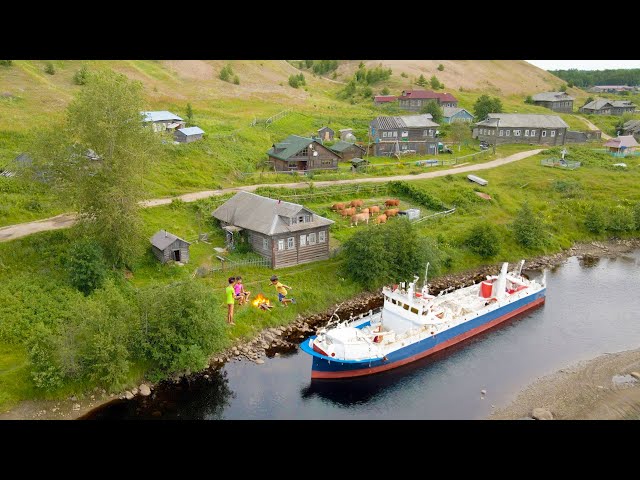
xmin=331 ymin=199 xmax=401 ymax=226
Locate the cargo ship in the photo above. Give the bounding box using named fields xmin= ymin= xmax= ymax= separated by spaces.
xmin=300 ymin=260 xmax=546 ymax=379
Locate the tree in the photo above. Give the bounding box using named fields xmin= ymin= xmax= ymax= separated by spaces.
xmin=45 ymin=62 xmax=56 ymax=75
xmin=416 ymin=74 xmax=427 ymax=86
xmin=449 ymin=120 xmax=472 ymax=151
xmin=73 ymin=65 xmax=89 ymax=85
xmin=437 ymin=64 xmax=444 ymax=71
xmin=381 ymin=87 xmax=390 ymax=95
xmin=66 ymin=238 xmax=108 ymax=295
xmin=219 ymin=64 xmax=233 ymax=82
xmin=0 ymin=60 xmax=13 ymax=66
xmin=567 ymin=81 xmax=574 ymax=88
xmin=511 ymin=203 xmax=546 ymax=248
xmin=465 ymin=223 xmax=501 ymax=258
xmin=474 ymin=94 xmax=503 ymax=121
xmin=560 ymin=84 xmax=568 ymax=92
xmin=420 ymin=100 xmax=443 ymax=124
xmin=186 ymin=103 xmax=194 ymax=126
xmin=430 ymin=75 xmax=441 ymax=89
xmin=31 ymin=69 xmax=163 ymax=267
xmin=584 ymin=204 xmax=606 ymax=234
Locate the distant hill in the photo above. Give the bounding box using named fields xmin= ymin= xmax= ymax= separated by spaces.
xmin=549 ymin=68 xmax=640 ymax=88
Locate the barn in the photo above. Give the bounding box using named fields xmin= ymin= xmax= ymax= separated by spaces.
xmin=150 ymin=230 xmax=191 ymax=264
xmin=174 ymin=126 xmax=205 ymax=143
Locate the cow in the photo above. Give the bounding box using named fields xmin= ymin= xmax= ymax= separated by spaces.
xmin=385 ymin=199 xmax=400 ymax=207
xmin=361 ymin=207 xmax=369 ymax=215
xmin=369 ymin=205 xmax=380 ymax=216
xmin=375 ymin=214 xmax=387 ymax=224
xmin=350 ymin=212 xmax=370 ymax=226
xmin=384 ymin=208 xmax=400 ymax=217
xmin=341 ymin=207 xmax=356 ymax=217
xmin=331 ymin=202 xmax=345 ymax=211
xmin=350 ymin=199 xmax=364 ymax=208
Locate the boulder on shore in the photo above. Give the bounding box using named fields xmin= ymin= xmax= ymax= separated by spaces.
xmin=531 ymin=408 xmax=553 ymax=420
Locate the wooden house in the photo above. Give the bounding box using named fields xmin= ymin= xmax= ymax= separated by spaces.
xmin=532 ymin=92 xmax=574 ymax=113
xmin=211 ymin=191 xmax=334 ymax=269
xmin=579 ymin=99 xmax=636 ymax=116
xmin=317 ymin=126 xmax=335 ymax=142
xmin=150 ymin=230 xmax=191 ymax=264
xmin=329 ymin=140 xmax=366 ymax=161
xmin=441 ymin=107 xmax=474 ymax=124
xmin=374 ymin=95 xmax=397 ymax=105
xmin=473 ymin=113 xmax=568 ymax=146
xmin=622 ymin=120 xmax=640 ymax=142
xmin=174 ymin=126 xmax=205 ymax=143
xmin=369 ymin=114 xmax=439 ymax=156
xmin=603 ymin=135 xmax=639 ymax=155
xmin=397 ymin=90 xmax=458 ymax=111
xmin=266 ymin=135 xmax=339 ymax=173
xmin=141 ymin=111 xmax=186 ymax=132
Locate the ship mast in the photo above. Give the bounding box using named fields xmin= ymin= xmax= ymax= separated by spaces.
xmin=423 ymin=262 xmax=430 ymax=295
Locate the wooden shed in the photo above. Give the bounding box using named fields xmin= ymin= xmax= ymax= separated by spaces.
xmin=150 ymin=230 xmax=191 ymax=264
xmin=317 ymin=126 xmax=335 ymax=142
xmin=174 ymin=126 xmax=205 ymax=143
xmin=329 ymin=140 xmax=367 ymax=161
xmin=212 ymin=191 xmax=334 ymax=269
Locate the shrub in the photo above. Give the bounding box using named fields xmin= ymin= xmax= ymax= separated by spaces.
xmin=66 ymin=238 xmax=108 ymax=295
xmin=634 ymin=203 xmax=640 ymax=231
xmin=465 ymin=223 xmax=501 ymax=258
xmin=437 ymin=64 xmax=444 ymax=71
xmin=400 ymin=72 xmax=408 ymax=78
xmin=233 ymin=75 xmax=240 ymax=85
xmin=388 ymin=181 xmax=448 ymax=211
xmin=73 ymin=65 xmax=89 ymax=85
xmin=219 ymin=64 xmax=234 ymax=82
xmin=381 ymin=87 xmax=390 ymax=95
xmin=28 ymin=323 xmax=65 ymax=390
xmin=511 ymin=203 xmax=546 ymax=248
xmin=525 ymin=95 xmax=533 ymax=104
xmin=608 ymin=205 xmax=635 ymax=233
xmin=45 ymin=62 xmax=55 ymax=75
xmin=0 ymin=60 xmax=12 ymax=66
xmin=584 ymin=204 xmax=607 ymax=234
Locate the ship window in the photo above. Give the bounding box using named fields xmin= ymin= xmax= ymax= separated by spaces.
xmin=392 ymin=299 xmax=397 ymax=305
xmin=403 ymin=303 xmax=410 ymax=310
xmin=410 ymin=307 xmax=419 ymax=314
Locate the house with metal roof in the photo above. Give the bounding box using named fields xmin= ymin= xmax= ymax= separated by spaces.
xmin=397 ymin=90 xmax=458 ymax=111
xmin=150 ymin=230 xmax=191 ymax=264
xmin=141 ymin=111 xmax=185 ymax=132
xmin=317 ymin=126 xmax=335 ymax=142
xmin=175 ymin=126 xmax=205 ymax=143
xmin=267 ymin=134 xmax=339 ymax=173
xmin=374 ymin=95 xmax=397 ymax=105
xmin=579 ymin=99 xmax=636 ymax=116
xmin=369 ymin=114 xmax=439 ymax=156
xmin=473 ymin=114 xmax=569 ymax=146
xmin=328 ymin=140 xmax=366 ymax=161
xmin=211 ymin=191 xmax=334 ymax=268
xmin=604 ymin=135 xmax=639 ymax=156
xmin=441 ymin=107 xmax=474 ymax=124
xmin=532 ymin=92 xmax=574 ymax=113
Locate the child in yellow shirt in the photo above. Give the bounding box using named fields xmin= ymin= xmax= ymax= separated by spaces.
xmin=270 ymin=275 xmax=295 ymax=307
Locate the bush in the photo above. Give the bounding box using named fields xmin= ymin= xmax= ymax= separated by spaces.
xmin=219 ymin=64 xmax=234 ymax=82
xmin=511 ymin=203 xmax=546 ymax=248
xmin=525 ymin=95 xmax=533 ymax=104
xmin=584 ymin=204 xmax=607 ymax=234
xmin=388 ymin=181 xmax=448 ymax=211
xmin=465 ymin=223 xmax=501 ymax=258
xmin=0 ymin=60 xmax=12 ymax=66
xmin=634 ymin=203 xmax=640 ymax=231
xmin=400 ymin=72 xmax=408 ymax=78
xmin=28 ymin=323 xmax=65 ymax=390
xmin=381 ymin=87 xmax=390 ymax=95
xmin=45 ymin=62 xmax=55 ymax=75
xmin=66 ymin=238 xmax=108 ymax=295
xmin=608 ymin=205 xmax=635 ymax=233
xmin=437 ymin=64 xmax=444 ymax=71
xmin=73 ymin=65 xmax=89 ymax=85
xmin=288 ymin=73 xmax=305 ymax=88
xmin=233 ymin=75 xmax=240 ymax=85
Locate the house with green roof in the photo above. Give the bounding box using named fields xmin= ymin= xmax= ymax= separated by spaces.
xmin=267 ymin=135 xmax=340 ymax=173
xmin=328 ymin=140 xmax=366 ymax=161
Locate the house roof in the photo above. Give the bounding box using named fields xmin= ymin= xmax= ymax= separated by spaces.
xmin=177 ymin=126 xmax=205 ymax=136
xmin=610 ymin=100 xmax=636 ymax=108
xmin=437 ymin=92 xmax=458 ymax=103
xmin=267 ymin=135 xmax=319 ymax=161
xmin=372 ymin=114 xmax=438 ymax=130
xmin=339 ymin=128 xmax=353 ymax=133
xmin=532 ymin=92 xmax=575 ymax=102
xmin=442 ymin=107 xmax=473 ymax=118
xmin=623 ymin=120 xmax=640 ymax=133
xmin=329 ymin=140 xmax=365 ymax=153
xmin=318 ymin=126 xmax=334 ymax=133
xmin=374 ymin=95 xmax=397 ymax=102
xmin=582 ymin=100 xmax=613 ymax=110
xmin=400 ymin=90 xmax=458 ymax=103
xmin=475 ymin=113 xmax=569 ymax=129
xmin=604 ymin=135 xmax=639 ymax=149
xmin=150 ymin=230 xmax=191 ymax=250
xmin=351 ymin=158 xmax=369 ymax=165
xmin=141 ymin=111 xmax=183 ymax=122
xmin=211 ymin=191 xmax=334 ymax=236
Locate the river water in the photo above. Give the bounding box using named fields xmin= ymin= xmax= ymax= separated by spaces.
xmin=86 ymin=252 xmax=640 ymax=420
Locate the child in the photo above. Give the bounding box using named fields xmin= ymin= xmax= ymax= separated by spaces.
xmin=270 ymin=275 xmax=295 ymax=307
xmin=225 ymin=277 xmax=236 ymax=325
xmin=234 ymin=276 xmax=251 ymax=305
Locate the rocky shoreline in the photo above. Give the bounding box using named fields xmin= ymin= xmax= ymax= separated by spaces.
xmin=2 ymin=238 xmax=639 ymax=420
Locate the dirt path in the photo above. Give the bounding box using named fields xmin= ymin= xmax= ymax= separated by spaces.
xmin=0 ymin=149 xmax=542 ymax=242
xmin=573 ymin=114 xmax=611 ymax=140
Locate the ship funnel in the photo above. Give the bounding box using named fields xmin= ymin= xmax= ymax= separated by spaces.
xmin=492 ymin=262 xmax=509 ymax=299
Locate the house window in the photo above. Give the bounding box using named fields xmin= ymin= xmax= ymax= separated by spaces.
xmin=499 ymin=129 xmax=504 ymax=136
xmin=514 ymin=130 xmax=521 ymax=136
xmin=558 ymin=131 xmax=563 ymax=136
xmin=531 ymin=129 xmax=536 ymax=136
xmin=382 ymin=132 xmax=388 ymax=138
xmin=308 ymin=233 xmax=316 ymax=244
xmin=392 ymin=131 xmax=397 ymax=137
xmin=542 ymin=131 xmax=547 ymax=137
xmin=299 ymin=148 xmax=308 ymax=156
xmin=318 ymin=231 xmax=326 ymax=243
xmin=277 ymin=239 xmax=285 ymax=251
xmin=429 ymin=129 xmax=434 ymax=136
xmin=305 ymin=215 xmax=311 ymax=222
xmin=321 ymin=160 xmax=333 ymax=166
xmin=300 ymin=235 xmax=306 ymax=247
xmin=401 ymin=131 xmax=409 ymax=138
xmin=298 ymin=215 xmax=305 ymax=223
xmin=423 ymin=130 xmax=429 ymax=136
xmin=263 ymin=238 xmax=269 ymax=250
xmin=505 ymin=130 xmax=511 ymax=136
xmin=287 ymin=237 xmax=295 ymax=249
xmin=524 ymin=130 xmax=529 ymax=136
xmin=550 ymin=130 xmax=556 ymax=137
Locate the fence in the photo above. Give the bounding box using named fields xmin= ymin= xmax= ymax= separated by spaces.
xmin=194 ymin=255 xmax=272 ymax=276
xmin=255 ymin=183 xmax=391 ymax=203
xmin=541 ymin=158 xmax=581 ymax=169
xmin=250 ymin=108 xmax=292 ymax=127
xmin=413 ymin=207 xmax=456 ymax=224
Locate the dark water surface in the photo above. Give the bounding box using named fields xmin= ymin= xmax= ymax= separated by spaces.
xmin=87 ymin=252 xmax=640 ymax=420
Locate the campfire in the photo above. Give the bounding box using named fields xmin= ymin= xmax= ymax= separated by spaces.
xmin=252 ymin=293 xmax=272 ymax=311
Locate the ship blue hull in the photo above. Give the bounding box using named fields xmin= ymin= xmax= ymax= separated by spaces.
xmin=300 ymin=288 xmax=545 ymax=379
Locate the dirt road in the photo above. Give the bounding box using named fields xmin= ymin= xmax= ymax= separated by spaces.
xmin=573 ymin=114 xmax=611 ymax=140
xmin=0 ymin=148 xmax=542 ymax=242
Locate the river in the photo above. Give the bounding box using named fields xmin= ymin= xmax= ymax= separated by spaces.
xmin=85 ymin=252 xmax=640 ymax=420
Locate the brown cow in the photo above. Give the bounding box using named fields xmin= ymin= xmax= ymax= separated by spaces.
xmin=369 ymin=205 xmax=380 ymax=216
xmin=375 ymin=214 xmax=387 ymax=224
xmin=350 ymin=199 xmax=364 ymax=208
xmin=384 ymin=208 xmax=399 ymax=217
xmin=385 ymin=199 xmax=400 ymax=207
xmin=361 ymin=207 xmax=369 ymax=215
xmin=341 ymin=207 xmax=356 ymax=217
xmin=350 ymin=212 xmax=370 ymax=226
xmin=331 ymin=202 xmax=345 ymax=211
